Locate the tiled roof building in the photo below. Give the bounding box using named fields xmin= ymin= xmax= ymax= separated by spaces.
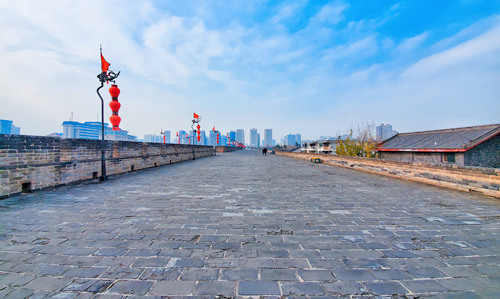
xmin=376 ymin=124 xmax=500 ymax=168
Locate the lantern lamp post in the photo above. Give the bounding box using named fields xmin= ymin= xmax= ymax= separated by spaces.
xmin=191 ymin=113 xmax=201 ymax=160
xmin=212 ymin=127 xmax=220 ymax=155
xmin=191 ymin=113 xmax=201 ymax=145
xmin=97 ymin=47 xmax=120 ymax=181
xmin=160 ymin=129 xmax=166 ymax=144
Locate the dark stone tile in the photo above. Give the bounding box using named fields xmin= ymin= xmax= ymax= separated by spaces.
xmin=179 ymin=268 xmax=219 ymax=280
xmin=140 ymin=268 xmax=182 ymax=281
xmin=298 ymin=269 xmax=335 ymax=281
xmin=93 ymin=248 xmax=128 ymax=257
xmin=238 ymin=281 xmax=280 ymax=295
xmin=261 ymin=269 xmax=298 ymax=281
xmin=107 ymin=280 xmax=153 ymax=295
xmin=332 ymin=269 xmax=375 ymax=281
xmin=149 ymin=281 xmax=195 ymax=296
xmin=402 ymin=280 xmax=449 ymax=293
xmin=166 ymin=257 xmax=204 ymax=268
xmin=131 ymin=257 xmax=169 ymax=267
xmin=281 ymin=282 xmax=324 ymax=295
xmin=220 ymin=269 xmax=258 ymax=280
xmin=193 ymin=281 xmax=236 ymax=296
xmin=363 ymin=281 xmax=408 ymax=295
xmin=323 ymin=281 xmax=367 ymax=296
xmin=62 ymin=267 xmax=107 ymax=278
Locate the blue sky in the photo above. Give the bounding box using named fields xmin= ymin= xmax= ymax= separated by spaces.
xmin=1 ymin=0 xmax=499 ymax=140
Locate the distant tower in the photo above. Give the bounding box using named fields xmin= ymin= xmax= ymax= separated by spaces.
xmin=250 ymin=128 xmax=258 ymax=147
xmin=376 ymin=123 xmax=398 ymax=141
xmin=164 ymin=130 xmax=171 ymax=143
xmin=295 ymin=133 xmax=301 ymax=146
xmin=264 ymin=129 xmax=273 ymax=147
xmin=236 ymin=129 xmax=245 ymax=145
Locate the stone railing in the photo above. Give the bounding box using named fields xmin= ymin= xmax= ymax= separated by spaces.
xmin=0 ymin=135 xmax=215 ymax=198
xmin=276 ymin=151 xmax=500 ymax=199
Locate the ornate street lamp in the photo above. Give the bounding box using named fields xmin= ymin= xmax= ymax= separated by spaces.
xmin=191 ymin=113 xmax=201 ymax=145
xmin=160 ymin=129 xmax=166 ymax=144
xmin=212 ymin=127 xmax=220 ymax=155
xmin=96 ymin=46 xmax=120 ymax=181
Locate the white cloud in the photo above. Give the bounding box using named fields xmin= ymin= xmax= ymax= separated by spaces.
xmin=396 ymin=32 xmax=428 ymax=52
xmin=402 ymin=24 xmax=500 ymax=79
xmin=0 ymin=1 xmax=498 ymax=140
xmin=312 ymin=2 xmax=348 ymax=25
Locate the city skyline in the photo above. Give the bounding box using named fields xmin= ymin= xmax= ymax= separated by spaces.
xmin=1 ymin=1 xmax=499 ymax=140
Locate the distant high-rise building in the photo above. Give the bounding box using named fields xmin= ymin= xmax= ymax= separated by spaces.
xmin=0 ymin=119 xmax=20 ymax=135
xmin=178 ymin=130 xmax=188 ymax=144
xmin=376 ymin=123 xmax=398 ymax=142
xmin=62 ymin=121 xmax=137 ymax=141
xmin=264 ymin=129 xmax=273 ymax=147
xmin=200 ymin=130 xmax=206 ymax=145
xmin=257 ymin=133 xmax=261 ymax=148
xmin=296 ymin=133 xmax=301 ymax=145
xmin=208 ymin=130 xmax=216 ymax=146
xmin=250 ymin=128 xmax=258 ymax=147
xmin=101 ymin=129 xmax=138 ymax=141
xmin=164 ymin=130 xmax=171 ymax=143
xmin=63 ymin=121 xmax=101 ymax=139
xmin=236 ymin=129 xmax=245 ymax=145
xmin=220 ymin=134 xmax=228 ymax=146
xmin=283 ymin=134 xmax=298 ymax=146
xmin=229 ymin=131 xmax=236 ymax=145
xmin=144 ymin=134 xmax=162 ymax=143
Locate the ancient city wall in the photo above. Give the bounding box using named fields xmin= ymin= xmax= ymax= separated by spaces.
xmin=276 ymin=151 xmax=500 ymax=199
xmin=216 ymin=146 xmax=243 ymax=153
xmin=378 ymin=152 xmax=466 ymax=166
xmin=0 ymin=135 xmax=215 ymax=198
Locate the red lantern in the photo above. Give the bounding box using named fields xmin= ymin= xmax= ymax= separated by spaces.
xmin=197 ymin=135 xmax=201 ymax=142
xmin=109 ymin=101 xmax=121 ymax=111
xmin=108 ymin=84 xmax=121 ymax=131
xmin=109 ymin=84 xmax=120 ymax=98
xmin=109 ymin=115 xmax=121 ymax=128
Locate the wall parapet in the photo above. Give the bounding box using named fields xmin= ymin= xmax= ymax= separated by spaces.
xmin=216 ymin=146 xmax=243 ymax=153
xmin=276 ymin=151 xmax=500 ymax=199
xmin=0 ymin=135 xmax=215 ymax=198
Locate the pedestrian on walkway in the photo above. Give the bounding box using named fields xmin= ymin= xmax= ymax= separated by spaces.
xmin=263 ymin=148 xmax=267 ymax=156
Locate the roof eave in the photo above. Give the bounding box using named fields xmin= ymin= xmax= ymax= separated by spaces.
xmin=376 ymin=148 xmax=465 ymax=153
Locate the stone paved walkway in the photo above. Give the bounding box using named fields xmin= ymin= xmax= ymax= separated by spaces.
xmin=1 ymin=150 xmax=499 ymax=298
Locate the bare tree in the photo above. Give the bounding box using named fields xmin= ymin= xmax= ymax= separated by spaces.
xmin=335 ymin=121 xmax=377 ymax=158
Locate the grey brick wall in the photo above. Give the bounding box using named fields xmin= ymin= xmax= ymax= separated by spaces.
xmin=0 ymin=135 xmax=215 ymax=198
xmin=465 ymin=135 xmax=500 ymax=168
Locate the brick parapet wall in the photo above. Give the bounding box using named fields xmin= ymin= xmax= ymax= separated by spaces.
xmin=0 ymin=135 xmax=215 ymax=198
xmin=276 ymin=151 xmax=500 ymax=199
xmin=215 ymin=146 xmax=243 ymax=153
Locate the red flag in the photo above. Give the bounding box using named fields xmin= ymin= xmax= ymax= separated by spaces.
xmin=101 ymin=52 xmax=110 ymax=73
xmin=193 ymin=112 xmax=199 ymax=119
xmin=213 ymin=127 xmax=215 ymax=131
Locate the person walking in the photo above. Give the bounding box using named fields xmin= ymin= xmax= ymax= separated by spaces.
xmin=262 ymin=148 xmax=267 ymax=156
